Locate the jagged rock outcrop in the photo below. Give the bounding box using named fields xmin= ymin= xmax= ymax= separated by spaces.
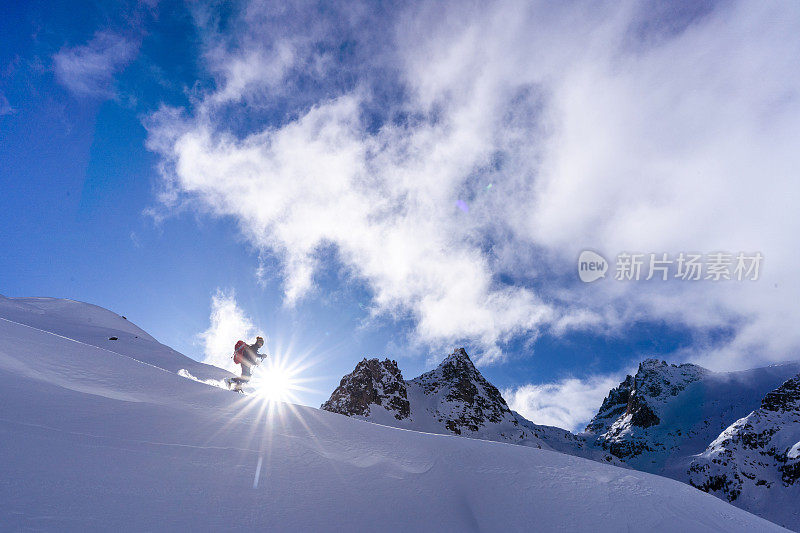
xmin=322 ymin=358 xmax=410 ymax=420
xmin=322 ymin=348 xmax=620 ymax=465
xmin=687 ymin=375 xmax=800 ymax=529
xmin=322 ymin=349 xmax=521 ymax=436
xmin=584 ymin=375 xmax=633 ymax=434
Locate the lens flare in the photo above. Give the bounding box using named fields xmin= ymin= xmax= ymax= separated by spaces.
xmin=249 ymin=353 xmax=305 ymax=403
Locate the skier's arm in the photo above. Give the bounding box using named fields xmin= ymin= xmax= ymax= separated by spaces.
xmin=247 ymin=342 xmax=267 ymax=363
xmin=249 ymin=345 xmax=267 ymax=362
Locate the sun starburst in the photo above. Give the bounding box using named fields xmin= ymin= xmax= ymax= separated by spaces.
xmin=247 ymin=347 xmax=315 ymax=404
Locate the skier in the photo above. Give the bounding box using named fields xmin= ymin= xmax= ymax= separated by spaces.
xmin=227 ymin=336 xmax=268 ymax=392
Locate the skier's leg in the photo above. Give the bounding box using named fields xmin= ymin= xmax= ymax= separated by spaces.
xmin=236 ymin=364 xmax=251 ymax=390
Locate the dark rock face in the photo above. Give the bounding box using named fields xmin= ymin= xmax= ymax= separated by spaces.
xmin=321 ymin=358 xmax=410 ymax=420
xmin=411 ymin=348 xmax=515 ymax=434
xmin=626 ymin=394 xmax=660 ymax=428
xmin=761 ymin=376 xmax=800 ymax=412
xmin=688 ymin=467 xmax=743 ymax=502
xmin=585 ymin=375 xmax=633 ymax=434
xmin=781 ymin=458 xmax=800 ymax=485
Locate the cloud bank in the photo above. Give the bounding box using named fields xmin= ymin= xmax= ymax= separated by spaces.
xmin=148 ymin=1 xmax=800 ymax=368
xmin=504 ymin=373 xmax=626 ymax=432
xmin=198 ymin=289 xmax=261 ymax=371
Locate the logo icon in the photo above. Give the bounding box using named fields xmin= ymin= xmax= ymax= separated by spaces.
xmin=578 ymin=250 xmax=608 ymax=283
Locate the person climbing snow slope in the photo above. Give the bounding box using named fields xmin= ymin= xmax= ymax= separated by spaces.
xmin=227 ymin=336 xmax=267 ymax=392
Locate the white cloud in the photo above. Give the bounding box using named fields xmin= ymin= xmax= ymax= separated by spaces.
xmin=504 ymin=373 xmax=626 ymax=432
xmin=198 ymin=289 xmax=261 ymax=371
xmin=53 ymin=31 xmax=138 ymax=98
xmin=148 ymin=1 xmax=800 ymax=368
xmin=148 ymin=88 xmax=560 ymax=364
xmin=208 ymin=44 xmax=296 ymax=106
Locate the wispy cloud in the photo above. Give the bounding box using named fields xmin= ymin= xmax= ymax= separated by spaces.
xmin=147 ymin=1 xmax=800 ymax=368
xmin=504 ymin=373 xmax=626 ymax=432
xmin=197 ymin=289 xmax=261 ymax=371
xmin=53 ymin=31 xmax=138 ymax=98
xmin=0 ymin=92 xmax=13 ymax=115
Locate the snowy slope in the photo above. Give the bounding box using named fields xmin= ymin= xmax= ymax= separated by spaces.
xmin=0 ymin=300 xmax=787 ymax=531
xmin=689 ymin=375 xmax=800 ymax=530
xmin=585 ymin=358 xmax=800 ymax=479
xmin=0 ymin=295 xmax=228 ymax=381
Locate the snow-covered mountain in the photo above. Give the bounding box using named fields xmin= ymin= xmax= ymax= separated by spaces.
xmin=323 ymin=348 xmax=619 ymax=464
xmin=584 ymin=357 xmax=800 ymax=530
xmin=585 ymin=358 xmax=800 ymax=475
xmin=689 ymin=375 xmax=800 ymax=529
xmin=585 ymin=359 xmax=710 ymax=463
xmin=0 ymin=296 xmax=788 ymax=531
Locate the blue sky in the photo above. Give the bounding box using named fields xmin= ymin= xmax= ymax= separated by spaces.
xmin=2 ymin=1 xmax=799 ymax=431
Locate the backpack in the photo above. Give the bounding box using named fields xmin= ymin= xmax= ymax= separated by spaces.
xmin=233 ymin=340 xmax=247 ymax=365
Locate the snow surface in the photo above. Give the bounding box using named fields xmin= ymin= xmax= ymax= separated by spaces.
xmin=0 ymin=296 xmax=787 ymax=531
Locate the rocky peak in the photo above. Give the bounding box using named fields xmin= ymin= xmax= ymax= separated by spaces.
xmin=633 ymin=359 xmax=707 ymax=401
xmin=410 ymin=348 xmax=514 ymax=434
xmin=585 ymin=358 xmax=711 ymax=459
xmin=586 ymin=360 xmax=708 ymax=435
xmin=418 ymin=348 xmax=482 ymax=389
xmin=321 ymin=358 xmax=410 ymax=420
xmin=441 ymin=347 xmax=474 ymax=367
xmin=628 ymin=360 xmax=708 ymax=426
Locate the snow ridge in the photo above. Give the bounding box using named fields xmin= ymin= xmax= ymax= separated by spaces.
xmin=0 ymin=295 xmax=229 ymax=382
